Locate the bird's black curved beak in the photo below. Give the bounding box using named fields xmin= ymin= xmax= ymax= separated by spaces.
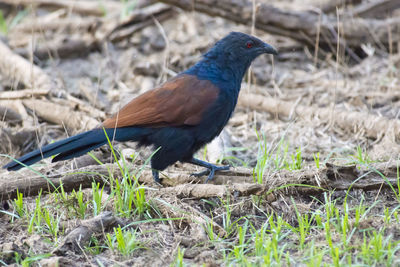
xmin=263 ymin=43 xmax=278 ymax=55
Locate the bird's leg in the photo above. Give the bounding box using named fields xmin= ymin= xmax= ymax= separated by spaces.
xmin=188 ymin=158 xmax=229 ymax=182
xmin=152 ymin=169 xmax=161 ymax=183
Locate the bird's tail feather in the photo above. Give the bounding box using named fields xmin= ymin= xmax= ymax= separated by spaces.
xmin=3 ymin=127 xmax=148 ymax=171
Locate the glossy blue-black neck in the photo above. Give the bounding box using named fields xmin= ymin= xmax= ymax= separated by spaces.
xmin=184 ymin=50 xmax=252 ymax=91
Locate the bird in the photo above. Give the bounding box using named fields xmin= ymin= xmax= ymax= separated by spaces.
xmin=3 ymin=32 xmax=277 ymax=183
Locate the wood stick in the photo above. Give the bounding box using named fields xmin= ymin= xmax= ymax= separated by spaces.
xmin=0 ymin=99 xmax=34 ymax=127
xmin=3 ymin=0 xmax=155 ymax=16
xmin=1 ymin=0 xmax=122 ymax=16
xmin=238 ymin=93 xmax=400 ymax=140
xmin=157 ymin=183 xmax=267 ymax=199
xmin=22 ymin=99 xmax=99 ymax=131
xmin=10 ymin=3 xmax=173 ymax=60
xmin=322 ymin=0 xmax=362 ymax=14
xmin=0 ymin=88 xmax=49 ymax=99
xmin=97 ymin=3 xmax=174 ymax=42
xmin=1 ymin=160 xmax=400 ymax=200
xmin=53 ymin=211 xmax=123 ymax=255
xmin=159 ymin=0 xmax=400 ymax=51
xmin=349 ymin=0 xmax=400 ymax=18
xmin=13 ymin=16 xmax=98 ymax=33
xmin=17 ymin=37 xmax=98 ymax=61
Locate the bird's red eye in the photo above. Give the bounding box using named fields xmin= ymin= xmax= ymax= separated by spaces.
xmin=246 ymin=41 xmax=253 ymax=48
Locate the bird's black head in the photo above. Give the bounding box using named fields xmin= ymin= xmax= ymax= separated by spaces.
xmin=201 ymin=32 xmax=277 ymax=83
xmin=205 ymin=32 xmax=277 ymax=62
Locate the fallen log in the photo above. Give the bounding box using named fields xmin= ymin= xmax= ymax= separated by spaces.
xmin=159 ymin=0 xmax=400 ymax=53
xmin=238 ymin=93 xmax=400 ymax=141
xmin=0 ymin=163 xmax=253 ymax=200
xmin=1 ymin=160 xmax=400 ymax=200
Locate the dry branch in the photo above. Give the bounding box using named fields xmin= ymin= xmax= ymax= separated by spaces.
xmin=0 ymin=40 xmax=52 ymax=90
xmin=53 ymin=211 xmax=123 ymax=255
xmin=8 ymin=3 xmax=174 ymax=60
xmin=13 ymin=16 xmax=98 ymax=33
xmin=0 ymin=100 xmax=31 ymax=125
xmin=22 ymin=99 xmax=99 ymax=131
xmin=348 ymin=0 xmax=400 ymax=18
xmin=238 ymin=93 xmax=400 ymax=140
xmin=157 ymin=183 xmax=267 ymax=199
xmin=1 ymin=0 xmax=122 ymax=16
xmin=322 ymin=0 xmax=362 ymax=14
xmin=2 ymin=0 xmax=156 ymax=16
xmin=0 ymin=163 xmax=254 ymax=200
xmin=54 ymin=94 xmax=106 ymax=119
xmin=1 ymin=160 xmax=400 ymax=200
xmin=159 ymin=0 xmax=400 ymax=51
xmin=96 ymin=3 xmax=174 ymax=42
xmin=20 ymin=37 xmax=98 ymax=61
xmin=0 ymin=88 xmax=49 ymax=99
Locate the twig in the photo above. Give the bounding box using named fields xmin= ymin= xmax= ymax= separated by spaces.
xmin=0 ymin=88 xmax=49 ymax=99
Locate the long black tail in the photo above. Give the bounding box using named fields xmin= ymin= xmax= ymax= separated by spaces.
xmin=3 ymin=127 xmax=148 ymax=171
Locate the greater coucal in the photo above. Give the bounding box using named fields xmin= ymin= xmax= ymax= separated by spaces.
xmin=3 ymin=32 xmax=277 ymax=182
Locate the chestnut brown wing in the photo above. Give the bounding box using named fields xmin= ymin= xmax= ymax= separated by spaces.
xmin=102 ymin=74 xmax=220 ymax=128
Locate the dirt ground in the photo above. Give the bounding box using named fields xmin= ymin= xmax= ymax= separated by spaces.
xmin=0 ymin=0 xmax=400 ymax=266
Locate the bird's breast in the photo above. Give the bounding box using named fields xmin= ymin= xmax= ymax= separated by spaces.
xmin=191 ymin=88 xmax=238 ymax=143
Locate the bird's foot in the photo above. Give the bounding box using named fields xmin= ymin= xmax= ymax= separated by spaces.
xmin=190 ymin=165 xmax=230 ymax=182
xmin=152 ymin=170 xmax=161 ymax=183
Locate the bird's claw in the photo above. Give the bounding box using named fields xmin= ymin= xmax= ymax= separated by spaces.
xmin=190 ymin=169 xmax=210 ymax=177
xmin=190 ymin=165 xmax=230 ymax=182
